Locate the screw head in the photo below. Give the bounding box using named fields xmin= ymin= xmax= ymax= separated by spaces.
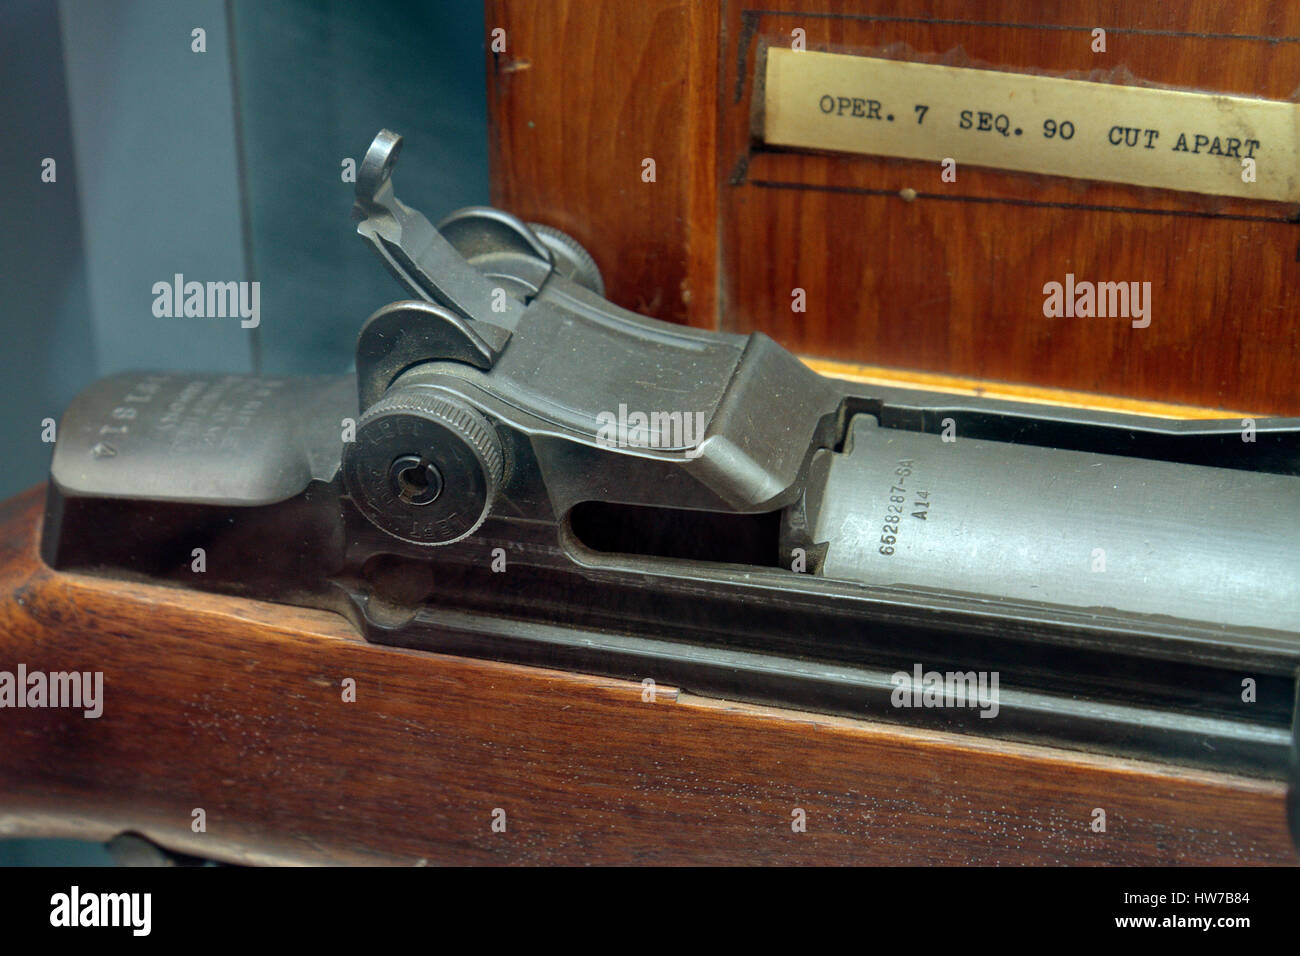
xmin=343 ymin=389 xmax=503 ymax=546
xmin=388 ymin=455 xmax=443 ymax=505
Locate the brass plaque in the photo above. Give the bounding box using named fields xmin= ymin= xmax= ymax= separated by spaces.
xmin=764 ymin=47 xmax=1300 ymax=202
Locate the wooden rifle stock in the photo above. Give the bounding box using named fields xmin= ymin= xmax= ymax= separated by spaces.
xmin=0 ymin=485 xmax=1295 ymax=864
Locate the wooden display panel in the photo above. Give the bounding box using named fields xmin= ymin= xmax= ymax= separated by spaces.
xmin=487 ymin=1 xmax=1300 ymax=414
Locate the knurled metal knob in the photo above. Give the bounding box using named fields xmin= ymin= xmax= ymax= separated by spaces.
xmin=343 ymin=388 xmax=503 ymax=546
xmin=528 ymin=223 xmax=606 ymax=297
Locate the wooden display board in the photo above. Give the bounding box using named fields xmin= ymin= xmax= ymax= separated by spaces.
xmin=486 ymin=1 xmax=1300 ymax=414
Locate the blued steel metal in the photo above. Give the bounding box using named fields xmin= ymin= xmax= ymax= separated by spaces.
xmin=810 ymin=415 xmax=1300 ymax=632
xmin=40 ymin=130 xmax=1300 ymax=794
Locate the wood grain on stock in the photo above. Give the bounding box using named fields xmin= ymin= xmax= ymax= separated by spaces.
xmin=487 ymin=0 xmax=1300 ymax=414
xmin=0 ymin=486 xmax=1294 ymax=865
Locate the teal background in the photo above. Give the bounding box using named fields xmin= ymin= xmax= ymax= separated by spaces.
xmin=0 ymin=0 xmax=489 ymax=865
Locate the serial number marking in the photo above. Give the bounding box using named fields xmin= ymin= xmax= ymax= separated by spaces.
xmin=879 ymin=459 xmax=931 ymax=555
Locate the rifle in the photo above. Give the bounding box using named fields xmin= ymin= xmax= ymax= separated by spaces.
xmin=3 ymin=130 xmax=1297 ymax=866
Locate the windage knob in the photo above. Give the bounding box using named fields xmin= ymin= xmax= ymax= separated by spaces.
xmin=343 ymin=388 xmax=504 ymax=546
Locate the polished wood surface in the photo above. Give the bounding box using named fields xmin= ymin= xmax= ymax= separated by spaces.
xmin=486 ymin=0 xmax=720 ymax=328
xmin=805 ymin=356 xmax=1259 ymax=418
xmin=1 ymin=486 xmax=1294 ymax=864
xmin=487 ymin=0 xmax=1300 ymax=414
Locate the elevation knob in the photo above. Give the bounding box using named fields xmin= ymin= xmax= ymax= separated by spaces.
xmin=343 ymin=388 xmax=504 ymax=546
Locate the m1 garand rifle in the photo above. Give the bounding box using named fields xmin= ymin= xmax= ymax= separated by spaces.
xmin=3 ymin=130 xmax=1299 ymax=865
